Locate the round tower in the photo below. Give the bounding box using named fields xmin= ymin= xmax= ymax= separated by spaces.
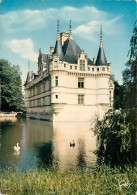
xmin=95 ymin=27 xmax=111 ymax=118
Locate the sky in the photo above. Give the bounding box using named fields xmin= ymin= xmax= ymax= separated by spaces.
xmin=0 ymin=0 xmax=136 ymax=87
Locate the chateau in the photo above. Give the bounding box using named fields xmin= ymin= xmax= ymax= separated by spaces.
xmin=24 ymin=21 xmax=114 ymax=122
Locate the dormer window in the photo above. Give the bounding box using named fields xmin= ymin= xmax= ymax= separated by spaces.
xmin=80 ymin=60 xmax=85 ymax=71
xmin=88 ymin=67 xmax=90 ymax=71
xmin=97 ymin=68 xmax=99 ymax=71
xmin=102 ymin=67 xmax=105 ymax=71
xmin=70 ymin=66 xmax=72 ymax=69
xmin=64 ymin=64 xmax=66 ymax=68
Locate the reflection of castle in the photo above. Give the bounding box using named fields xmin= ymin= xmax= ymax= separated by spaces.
xmin=24 ymin=21 xmax=114 ymax=121
xmin=24 ymin=121 xmax=96 ymax=169
xmin=52 ymin=122 xmax=96 ymax=169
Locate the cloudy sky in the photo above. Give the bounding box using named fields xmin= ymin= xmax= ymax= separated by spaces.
xmin=0 ymin=0 xmax=136 ymax=86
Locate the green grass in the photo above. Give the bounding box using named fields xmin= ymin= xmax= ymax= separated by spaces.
xmin=1 ymin=166 xmax=137 ymax=195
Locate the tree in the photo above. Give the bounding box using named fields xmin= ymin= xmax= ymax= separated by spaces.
xmin=122 ymin=20 xmax=137 ymax=162
xmin=122 ymin=20 xmax=137 ymax=109
xmin=110 ymin=74 xmax=125 ymax=109
xmin=92 ymin=112 xmax=133 ymax=166
xmin=0 ymin=59 xmax=24 ymax=112
xmin=113 ymin=81 xmax=125 ymax=109
xmin=110 ymin=74 xmax=125 ymax=110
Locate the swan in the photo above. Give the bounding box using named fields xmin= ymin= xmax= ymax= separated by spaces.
xmin=14 ymin=143 xmax=20 ymax=152
xmin=70 ymin=140 xmax=75 ymax=147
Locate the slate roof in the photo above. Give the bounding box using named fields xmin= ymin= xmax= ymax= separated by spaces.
xmin=62 ymin=39 xmax=81 ymax=64
xmin=53 ymin=40 xmax=65 ymax=61
xmin=62 ymin=38 xmax=93 ymax=65
xmin=88 ymin=58 xmax=94 ymax=65
xmin=95 ymin=46 xmax=107 ymax=66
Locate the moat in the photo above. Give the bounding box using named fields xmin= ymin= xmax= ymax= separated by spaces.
xmin=0 ymin=118 xmax=96 ymax=171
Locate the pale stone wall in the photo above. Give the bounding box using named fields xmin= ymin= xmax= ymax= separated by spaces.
xmin=53 ymin=105 xmax=97 ymax=122
xmin=24 ymin=46 xmax=114 ymax=121
xmin=96 ymin=77 xmax=109 ymax=105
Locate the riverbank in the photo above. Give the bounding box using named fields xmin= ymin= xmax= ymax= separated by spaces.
xmin=0 ymin=112 xmax=26 ymax=121
xmin=0 ymin=112 xmax=17 ymax=117
xmin=0 ymin=112 xmax=17 ymax=122
xmin=1 ymin=166 xmax=136 ymax=194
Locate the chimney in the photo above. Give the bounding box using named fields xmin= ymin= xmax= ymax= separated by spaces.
xmin=93 ymin=57 xmax=96 ymax=64
xmin=50 ymin=47 xmax=55 ymax=54
xmin=60 ymin=32 xmax=69 ymax=46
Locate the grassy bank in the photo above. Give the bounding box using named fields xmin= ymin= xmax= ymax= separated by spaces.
xmin=1 ymin=166 xmax=137 ymax=195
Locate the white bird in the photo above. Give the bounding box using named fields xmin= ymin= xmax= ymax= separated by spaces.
xmin=70 ymin=140 xmax=75 ymax=147
xmin=14 ymin=143 xmax=20 ymax=152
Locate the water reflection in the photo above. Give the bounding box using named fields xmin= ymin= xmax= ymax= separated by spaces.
xmin=53 ymin=122 xmax=96 ymax=169
xmin=35 ymin=141 xmax=53 ymax=168
xmin=0 ymin=119 xmax=23 ymax=169
xmin=0 ymin=119 xmax=96 ymax=171
xmin=0 ymin=117 xmax=17 ymax=122
xmin=14 ymin=150 xmax=20 ymax=156
xmin=77 ymin=139 xmax=87 ymax=168
xmin=25 ymin=120 xmax=53 ymax=150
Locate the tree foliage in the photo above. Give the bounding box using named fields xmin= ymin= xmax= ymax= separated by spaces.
xmin=122 ymin=20 xmax=137 ymax=162
xmin=92 ymin=112 xmax=134 ymax=167
xmin=114 ymin=81 xmax=125 ymax=109
xmin=122 ymin=20 xmax=137 ymax=109
xmin=113 ymin=80 xmax=125 ymax=110
xmin=0 ymin=59 xmax=24 ymax=112
xmin=110 ymin=74 xmax=125 ymax=110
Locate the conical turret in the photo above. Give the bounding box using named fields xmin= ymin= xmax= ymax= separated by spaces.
xmin=53 ymin=20 xmax=65 ymax=61
xmin=95 ymin=27 xmax=107 ymax=66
